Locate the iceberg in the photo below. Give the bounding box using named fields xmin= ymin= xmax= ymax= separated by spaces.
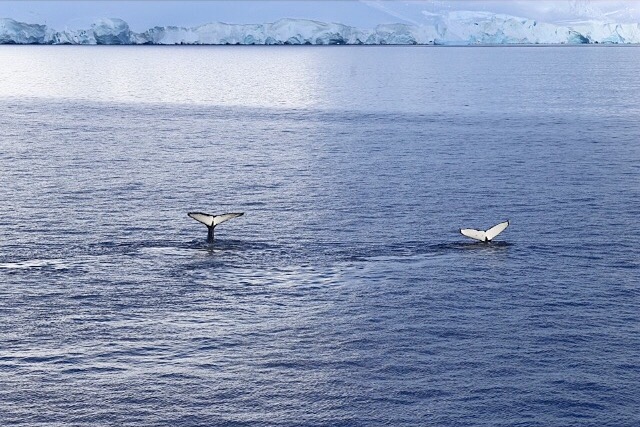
xmin=0 ymin=18 xmax=48 ymax=44
xmin=1 ymin=14 xmax=640 ymax=45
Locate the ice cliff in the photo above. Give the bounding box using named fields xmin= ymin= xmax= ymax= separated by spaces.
xmin=1 ymin=15 xmax=640 ymax=45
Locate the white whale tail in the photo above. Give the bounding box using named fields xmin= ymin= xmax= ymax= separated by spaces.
xmin=188 ymin=212 xmax=244 ymax=243
xmin=460 ymin=220 xmax=509 ymax=242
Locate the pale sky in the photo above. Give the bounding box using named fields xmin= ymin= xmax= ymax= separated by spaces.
xmin=1 ymin=1 xmax=638 ymax=31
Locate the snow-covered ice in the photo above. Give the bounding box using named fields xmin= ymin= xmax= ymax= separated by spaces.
xmin=1 ymin=13 xmax=639 ymax=45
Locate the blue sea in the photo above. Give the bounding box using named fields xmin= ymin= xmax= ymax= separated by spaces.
xmin=0 ymin=45 xmax=639 ymax=426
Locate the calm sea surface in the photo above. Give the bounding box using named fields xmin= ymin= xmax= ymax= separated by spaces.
xmin=0 ymin=46 xmax=639 ymax=426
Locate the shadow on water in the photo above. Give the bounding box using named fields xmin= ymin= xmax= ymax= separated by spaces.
xmin=430 ymin=241 xmax=513 ymax=252
xmin=184 ymin=238 xmax=275 ymax=252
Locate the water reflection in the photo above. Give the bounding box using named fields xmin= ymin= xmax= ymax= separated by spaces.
xmin=0 ymin=46 xmax=322 ymax=108
xmin=2 ymin=45 xmax=640 ymax=116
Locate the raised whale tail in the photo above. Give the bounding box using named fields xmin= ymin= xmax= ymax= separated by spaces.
xmin=460 ymin=220 xmax=509 ymax=243
xmin=188 ymin=211 xmax=244 ymax=243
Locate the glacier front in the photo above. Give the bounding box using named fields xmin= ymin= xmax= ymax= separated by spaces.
xmin=1 ymin=14 xmax=640 ymax=45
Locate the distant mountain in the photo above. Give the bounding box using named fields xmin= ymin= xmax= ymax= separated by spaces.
xmin=1 ymin=15 xmax=639 ymax=45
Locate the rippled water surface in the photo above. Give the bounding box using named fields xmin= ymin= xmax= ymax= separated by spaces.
xmin=1 ymin=46 xmax=639 ymax=426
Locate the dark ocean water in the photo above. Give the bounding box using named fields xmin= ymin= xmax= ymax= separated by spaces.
xmin=0 ymin=46 xmax=639 ymax=426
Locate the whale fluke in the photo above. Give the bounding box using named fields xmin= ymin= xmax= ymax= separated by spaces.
xmin=188 ymin=211 xmax=244 ymax=243
xmin=460 ymin=220 xmax=509 ymax=242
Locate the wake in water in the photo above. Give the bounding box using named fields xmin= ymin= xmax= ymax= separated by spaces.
xmin=0 ymin=258 xmax=70 ymax=271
